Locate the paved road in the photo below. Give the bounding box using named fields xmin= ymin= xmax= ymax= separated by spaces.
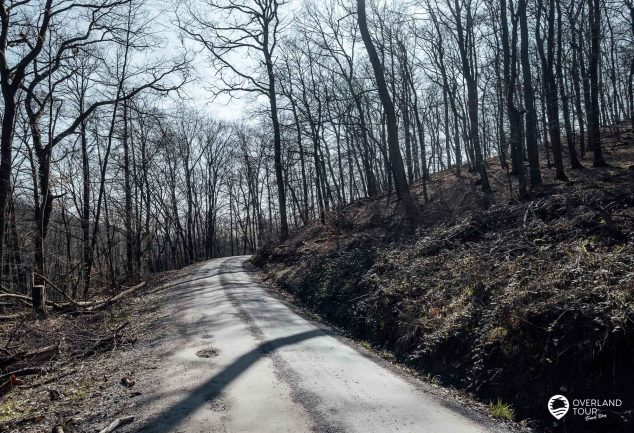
xmin=134 ymin=256 xmax=509 ymax=433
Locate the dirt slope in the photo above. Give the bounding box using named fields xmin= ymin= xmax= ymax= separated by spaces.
xmin=254 ymin=132 xmax=634 ymax=433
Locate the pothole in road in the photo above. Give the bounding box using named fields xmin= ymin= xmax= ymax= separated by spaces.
xmin=208 ymin=394 xmax=230 ymax=412
xmin=208 ymin=396 xmax=230 ymax=411
xmin=196 ymin=348 xmax=219 ymax=358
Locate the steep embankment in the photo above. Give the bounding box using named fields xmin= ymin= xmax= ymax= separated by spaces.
xmin=254 ymin=136 xmax=634 ymax=433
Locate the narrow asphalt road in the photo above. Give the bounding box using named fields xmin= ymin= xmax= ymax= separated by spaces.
xmin=133 ymin=256 xmax=510 ymax=433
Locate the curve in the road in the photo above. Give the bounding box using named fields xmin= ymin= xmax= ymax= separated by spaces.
xmin=134 ymin=256 xmax=510 ymax=433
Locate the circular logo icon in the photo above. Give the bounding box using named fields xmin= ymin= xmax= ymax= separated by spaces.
xmin=548 ymin=395 xmax=570 ymax=420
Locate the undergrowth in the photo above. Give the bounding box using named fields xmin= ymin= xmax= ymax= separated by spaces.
xmin=254 ymin=145 xmax=634 ymax=433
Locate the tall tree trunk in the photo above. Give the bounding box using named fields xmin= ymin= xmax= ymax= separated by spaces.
xmin=123 ymin=98 xmax=135 ymax=276
xmin=570 ymin=5 xmax=587 ymax=159
xmin=263 ymin=41 xmax=288 ymax=240
xmin=556 ymin=1 xmax=582 ymax=169
xmin=454 ymin=0 xmax=490 ymax=192
xmin=399 ymin=47 xmax=414 ymax=184
xmin=357 ymin=0 xmax=411 ymax=204
xmin=0 ymin=93 xmax=16 ymax=279
xmin=519 ymin=0 xmax=542 ymax=186
xmin=502 ymin=0 xmax=527 ymax=198
xmin=588 ymin=0 xmax=606 ymax=166
xmin=536 ymin=0 xmax=567 ymax=180
xmin=0 ymin=0 xmax=53 ymax=277
xmin=80 ymin=112 xmax=91 ymax=298
xmin=31 ymin=130 xmax=53 ymax=314
xmin=289 ymin=98 xmax=309 ymax=223
xmin=630 ymin=2 xmax=634 ymax=127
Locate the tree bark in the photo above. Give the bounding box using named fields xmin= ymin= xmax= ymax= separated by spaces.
xmin=451 ymin=0 xmax=491 ymax=192
xmin=519 ymin=0 xmax=542 ymax=186
xmin=501 ymin=0 xmax=527 ymax=198
xmin=588 ymin=0 xmax=606 ymax=166
xmin=357 ymin=0 xmax=411 ymax=204
xmin=536 ymin=0 xmax=567 ymax=180
xmin=264 ymin=48 xmax=288 ymax=240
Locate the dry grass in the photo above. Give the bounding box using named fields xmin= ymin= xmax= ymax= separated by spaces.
xmin=0 ymin=268 xmax=185 ymax=433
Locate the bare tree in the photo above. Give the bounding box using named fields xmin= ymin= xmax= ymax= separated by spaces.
xmin=438 ymin=0 xmax=492 ymax=191
xmin=588 ymin=0 xmax=607 ymax=166
xmin=180 ymin=0 xmax=289 ymax=240
xmin=357 ymin=0 xmax=410 ymax=204
xmin=0 ymin=0 xmax=54 ymax=275
xmin=518 ymin=0 xmax=542 ymax=185
xmin=500 ymin=0 xmax=527 ymax=197
xmin=18 ymin=0 xmax=186 ymax=312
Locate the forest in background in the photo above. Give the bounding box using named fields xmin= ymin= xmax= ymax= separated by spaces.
xmin=0 ymin=0 xmax=632 ymax=317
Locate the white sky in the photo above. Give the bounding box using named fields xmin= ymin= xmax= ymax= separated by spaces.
xmin=151 ymin=0 xmax=288 ymax=122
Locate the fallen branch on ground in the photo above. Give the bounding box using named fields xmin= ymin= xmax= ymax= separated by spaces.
xmin=33 ymin=272 xmax=80 ymax=307
xmin=83 ymin=322 xmax=129 ymax=358
xmin=0 ymin=314 xmax=24 ymax=321
xmin=97 ymin=416 xmax=135 ymax=433
xmin=0 ymin=293 xmax=32 ymax=304
xmin=54 ymin=282 xmax=147 ymax=313
xmin=0 ymin=343 xmax=59 ymax=370
xmin=0 ymin=366 xmax=49 ymax=382
xmin=85 ymin=282 xmax=146 ymax=311
xmin=0 ymin=292 xmax=63 ymax=309
xmin=0 ymin=282 xmax=147 ymax=315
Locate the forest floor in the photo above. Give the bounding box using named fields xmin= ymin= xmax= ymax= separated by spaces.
xmin=0 ymin=267 xmax=192 ymax=433
xmin=1 ymin=257 xmax=521 ymax=433
xmin=253 ymin=125 xmax=634 ymax=433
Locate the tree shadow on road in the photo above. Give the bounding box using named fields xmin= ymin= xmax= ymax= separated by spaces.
xmin=137 ymin=328 xmax=325 ymax=432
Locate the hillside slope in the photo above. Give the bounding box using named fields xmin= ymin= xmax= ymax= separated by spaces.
xmin=254 ymin=134 xmax=634 ymax=433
